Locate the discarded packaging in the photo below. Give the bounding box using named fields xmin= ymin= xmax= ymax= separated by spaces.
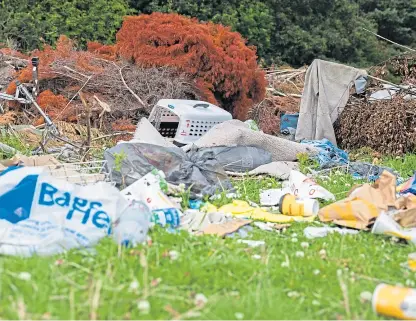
xmin=0 ymin=154 xmax=60 ymax=169
xmin=218 ymin=200 xmax=315 ymax=223
xmin=371 ymin=212 xmax=416 ymax=244
xmin=319 ymin=171 xmax=401 ymax=229
xmin=408 ymin=253 xmax=416 ymax=271
xmin=260 ymin=188 xmax=290 ymax=206
xmin=254 ymin=222 xmax=290 ymax=232
xmin=303 ymin=226 xmax=359 ymax=239
xmin=237 ymin=240 xmax=265 ymax=248
xmin=279 ymin=194 xmax=319 ymax=217
xmin=319 ymin=197 xmax=379 ymax=230
xmin=112 ymin=200 xmax=150 ymax=247
xmin=202 ymin=218 xmax=252 ymax=237
xmin=180 ymin=210 xmax=232 ymax=233
xmin=349 ymin=171 xmax=397 ymax=211
xmin=0 ymin=167 xmax=128 ymax=256
xmin=152 ymin=208 xmax=181 ymax=228
xmin=120 ymin=170 xmax=182 ymax=228
xmin=394 ymin=208 xmax=416 ymax=228
xmin=373 ymin=284 xmax=416 ymax=320
xmin=121 ymin=168 xmax=168 ymax=200
xmin=289 ymin=170 xmax=335 ymax=201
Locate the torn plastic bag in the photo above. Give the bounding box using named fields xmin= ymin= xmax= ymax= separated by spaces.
xmin=0 ymin=166 xmax=129 ymax=256
xmin=200 ymin=146 xmax=272 ymax=173
xmin=349 ymin=162 xmax=398 ymax=181
xmin=104 ymin=142 xmax=233 ymax=196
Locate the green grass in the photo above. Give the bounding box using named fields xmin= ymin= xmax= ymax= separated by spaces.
xmin=0 ymin=134 xmax=32 ymax=159
xmin=0 ymin=154 xmax=415 ymax=319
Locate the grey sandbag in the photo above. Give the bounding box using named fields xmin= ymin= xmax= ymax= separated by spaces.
xmin=201 ymin=146 xmax=272 ymax=173
xmin=104 ymin=142 xmax=233 ymax=196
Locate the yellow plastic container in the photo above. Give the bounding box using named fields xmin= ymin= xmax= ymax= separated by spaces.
xmin=373 ymin=284 xmax=416 ymax=320
xmin=279 ymin=194 xmax=319 ymax=217
xmin=409 ymin=253 xmax=416 ymax=271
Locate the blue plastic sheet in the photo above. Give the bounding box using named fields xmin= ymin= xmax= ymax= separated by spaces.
xmin=301 ymin=139 xmax=349 ymax=169
xmin=301 ymin=139 xmax=398 ymax=181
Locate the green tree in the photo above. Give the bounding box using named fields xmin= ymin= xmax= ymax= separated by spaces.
xmin=357 ymin=0 xmax=416 ymax=47
xmin=0 ymin=0 xmax=131 ymax=51
xmin=266 ymin=0 xmax=393 ymax=66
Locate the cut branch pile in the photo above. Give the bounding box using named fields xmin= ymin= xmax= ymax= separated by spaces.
xmin=1 ymin=36 xmax=201 ymax=131
xmin=249 ymin=67 xmax=305 ymax=134
xmin=335 ymin=95 xmax=416 ymax=155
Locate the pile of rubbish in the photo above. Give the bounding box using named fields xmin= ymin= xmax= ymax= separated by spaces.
xmin=1 ymin=50 xmax=416 ymax=320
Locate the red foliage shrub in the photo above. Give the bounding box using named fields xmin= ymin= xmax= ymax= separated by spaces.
xmin=116 ymin=13 xmax=266 ymax=119
xmin=37 ymin=90 xmax=70 ymax=120
xmin=6 ymin=36 xmax=102 ymax=95
xmin=87 ymin=42 xmax=117 ymax=60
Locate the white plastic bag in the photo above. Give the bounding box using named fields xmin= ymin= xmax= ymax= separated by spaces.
xmin=0 ymin=167 xmax=128 ymax=256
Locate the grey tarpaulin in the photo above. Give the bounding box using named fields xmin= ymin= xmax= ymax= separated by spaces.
xmin=183 ymin=120 xmax=316 ymax=161
xmin=203 ymin=146 xmax=272 ymax=173
xmin=104 ymin=142 xmax=233 ymax=196
xmin=295 ymin=59 xmax=367 ymax=145
xmin=226 ymin=161 xmax=299 ymax=180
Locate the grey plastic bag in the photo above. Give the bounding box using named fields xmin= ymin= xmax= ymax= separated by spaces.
xmin=201 ymin=146 xmax=272 ymax=173
xmin=104 ymin=143 xmax=233 ymax=196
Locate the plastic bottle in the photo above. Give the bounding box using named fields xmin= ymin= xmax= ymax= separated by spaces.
xmin=112 ymin=200 xmax=151 ymax=247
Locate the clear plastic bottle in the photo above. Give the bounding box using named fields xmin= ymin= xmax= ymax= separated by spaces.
xmin=112 ymin=200 xmax=151 ymax=247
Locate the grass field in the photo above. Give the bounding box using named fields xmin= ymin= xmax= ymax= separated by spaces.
xmin=0 ymin=151 xmax=415 ymax=320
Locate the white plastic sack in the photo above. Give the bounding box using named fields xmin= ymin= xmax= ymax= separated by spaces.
xmin=0 ymin=167 xmax=128 ymax=256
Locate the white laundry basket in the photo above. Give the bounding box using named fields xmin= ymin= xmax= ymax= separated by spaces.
xmin=148 ymin=99 xmax=232 ymax=145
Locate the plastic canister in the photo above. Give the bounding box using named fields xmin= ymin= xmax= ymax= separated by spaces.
xmin=279 ymin=194 xmax=319 ymax=217
xmin=373 ymin=284 xmax=416 ymax=320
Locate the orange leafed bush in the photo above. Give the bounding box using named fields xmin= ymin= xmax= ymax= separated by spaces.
xmin=37 ymin=90 xmax=70 ymax=120
xmin=6 ymin=36 xmax=102 ymax=95
xmin=116 ymin=13 xmax=266 ymax=119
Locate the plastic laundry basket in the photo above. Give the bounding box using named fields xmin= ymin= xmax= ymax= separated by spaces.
xmin=148 ymin=99 xmax=232 ymax=145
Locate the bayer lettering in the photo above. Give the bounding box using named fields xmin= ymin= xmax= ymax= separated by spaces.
xmin=38 ymin=183 xmax=111 ymax=229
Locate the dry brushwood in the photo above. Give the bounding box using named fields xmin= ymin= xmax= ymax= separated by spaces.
xmin=3 ymin=36 xmax=201 ymax=128
xmin=248 ymin=67 xmax=304 ymax=134
xmin=249 ymin=96 xmax=300 ymax=135
xmin=369 ymin=53 xmax=416 ymax=86
xmin=335 ymin=96 xmax=416 ymax=155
